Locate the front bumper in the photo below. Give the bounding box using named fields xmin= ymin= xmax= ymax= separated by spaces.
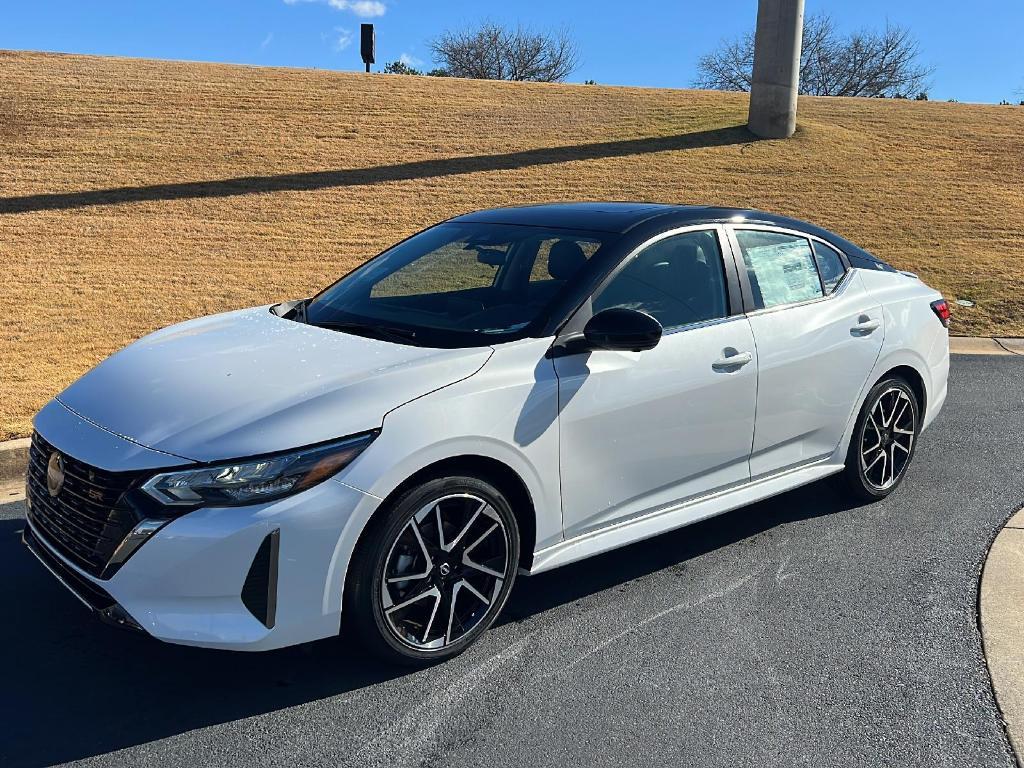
xmin=25 ymin=476 xmax=381 ymax=650
xmin=23 ymin=524 xmax=143 ymax=631
xmin=25 ymin=400 xmax=383 ymax=651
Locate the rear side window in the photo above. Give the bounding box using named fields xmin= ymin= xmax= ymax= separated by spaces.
xmin=734 ymin=230 xmax=823 ymax=310
xmin=812 ymin=240 xmax=846 ymax=293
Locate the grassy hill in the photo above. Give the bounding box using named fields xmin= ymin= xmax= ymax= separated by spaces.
xmin=1 ymin=50 xmax=1023 ymax=440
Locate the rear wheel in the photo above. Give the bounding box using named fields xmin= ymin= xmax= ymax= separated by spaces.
xmin=841 ymin=376 xmax=920 ymax=502
xmin=344 ymin=476 xmax=519 ymax=665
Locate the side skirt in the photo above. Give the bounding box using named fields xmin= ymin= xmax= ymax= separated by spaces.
xmin=529 ymin=460 xmax=844 ymax=574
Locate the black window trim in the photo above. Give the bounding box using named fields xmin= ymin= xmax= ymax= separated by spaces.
xmin=724 ymin=224 xmax=853 ymax=316
xmin=552 ymin=224 xmax=743 ymax=348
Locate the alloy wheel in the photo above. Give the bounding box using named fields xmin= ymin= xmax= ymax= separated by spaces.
xmin=380 ymin=493 xmax=511 ymax=651
xmin=859 ymin=386 xmax=916 ymax=491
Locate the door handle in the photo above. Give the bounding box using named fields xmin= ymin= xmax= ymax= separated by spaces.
xmin=851 ymin=316 xmax=881 ymax=335
xmin=712 ymin=350 xmax=753 ymax=371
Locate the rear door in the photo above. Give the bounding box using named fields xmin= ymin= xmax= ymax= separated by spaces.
xmin=727 ymin=226 xmax=884 ymax=478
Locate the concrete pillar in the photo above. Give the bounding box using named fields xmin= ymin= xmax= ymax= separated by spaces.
xmin=747 ymin=0 xmax=805 ymax=139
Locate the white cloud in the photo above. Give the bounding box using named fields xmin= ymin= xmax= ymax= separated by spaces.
xmin=399 ymin=53 xmax=423 ymax=67
xmin=285 ymin=0 xmax=386 ymax=17
xmin=330 ymin=0 xmax=386 ymax=17
xmin=332 ymin=26 xmax=354 ymax=51
xmin=260 ymin=32 xmax=274 ymax=49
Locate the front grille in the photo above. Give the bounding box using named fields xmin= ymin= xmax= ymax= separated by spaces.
xmin=26 ymin=432 xmax=147 ymax=579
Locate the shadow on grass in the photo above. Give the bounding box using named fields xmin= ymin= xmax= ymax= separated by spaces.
xmin=0 ymin=126 xmax=759 ymax=214
xmin=0 ymin=477 xmax=852 ymax=767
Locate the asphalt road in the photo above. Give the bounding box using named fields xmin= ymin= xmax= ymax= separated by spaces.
xmin=2 ymin=355 xmax=1023 ymax=768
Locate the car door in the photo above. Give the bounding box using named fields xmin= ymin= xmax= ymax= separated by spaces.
xmin=553 ymin=226 xmax=758 ymax=539
xmin=727 ymin=226 xmax=884 ymax=479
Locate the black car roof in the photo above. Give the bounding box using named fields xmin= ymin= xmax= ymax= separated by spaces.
xmin=453 ymin=202 xmax=685 ymax=233
xmin=451 ymin=202 xmax=889 ymax=268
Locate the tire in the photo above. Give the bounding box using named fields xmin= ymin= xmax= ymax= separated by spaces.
xmin=344 ymin=475 xmax=520 ymax=665
xmin=840 ymin=376 xmax=921 ymax=502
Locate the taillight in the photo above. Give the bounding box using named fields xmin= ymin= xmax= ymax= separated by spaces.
xmin=930 ymin=299 xmax=951 ymax=328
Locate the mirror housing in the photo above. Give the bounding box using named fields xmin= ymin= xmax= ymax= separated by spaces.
xmin=582 ymin=308 xmax=662 ymax=352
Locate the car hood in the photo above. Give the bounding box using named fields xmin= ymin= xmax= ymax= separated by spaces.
xmin=55 ymin=306 xmax=493 ymax=463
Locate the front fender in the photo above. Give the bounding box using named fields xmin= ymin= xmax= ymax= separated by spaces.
xmin=324 ymin=338 xmax=561 ymax=616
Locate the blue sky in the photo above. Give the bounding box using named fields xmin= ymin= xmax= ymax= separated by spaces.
xmin=4 ymin=1 xmax=1022 ymax=103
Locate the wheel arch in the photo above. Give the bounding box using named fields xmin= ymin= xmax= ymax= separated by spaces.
xmin=832 ymin=352 xmax=931 ymax=465
xmin=879 ymin=364 xmax=927 ymax=414
xmin=349 ymin=454 xmax=538 ymax=575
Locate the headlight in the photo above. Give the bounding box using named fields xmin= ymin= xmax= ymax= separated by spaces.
xmin=141 ymin=432 xmax=377 ymax=507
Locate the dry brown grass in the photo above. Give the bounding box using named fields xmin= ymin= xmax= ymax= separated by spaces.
xmin=2 ymin=50 xmax=1023 ymax=440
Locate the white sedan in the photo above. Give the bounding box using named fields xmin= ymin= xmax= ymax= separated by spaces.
xmin=23 ymin=203 xmax=949 ymax=664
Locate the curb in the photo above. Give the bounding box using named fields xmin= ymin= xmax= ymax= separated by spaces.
xmin=0 ymin=438 xmax=30 ymax=490
xmin=0 ymin=337 xmax=1020 ymax=487
xmin=951 ymin=337 xmax=1024 ymax=356
xmin=981 ymin=508 xmax=1024 ymax=765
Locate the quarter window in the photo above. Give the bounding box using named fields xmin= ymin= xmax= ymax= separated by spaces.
xmin=734 ymin=230 xmax=822 ymax=310
xmin=812 ymin=240 xmax=847 ymax=294
xmin=592 ymin=230 xmax=729 ymax=330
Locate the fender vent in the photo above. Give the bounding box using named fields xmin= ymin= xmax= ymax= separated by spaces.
xmin=241 ymin=529 xmax=279 ymax=629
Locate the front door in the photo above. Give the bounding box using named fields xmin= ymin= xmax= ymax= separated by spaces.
xmin=554 ymin=227 xmax=759 ymax=538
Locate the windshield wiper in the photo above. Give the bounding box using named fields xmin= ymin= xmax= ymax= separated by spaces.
xmin=312 ymin=320 xmax=422 ymax=346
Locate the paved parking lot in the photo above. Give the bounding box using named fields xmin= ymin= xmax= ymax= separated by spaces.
xmin=2 ymin=355 xmax=1022 ymax=768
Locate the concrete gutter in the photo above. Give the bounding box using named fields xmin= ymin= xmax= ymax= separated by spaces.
xmin=981 ymin=508 xmax=1024 ymax=764
xmin=0 ymin=336 xmax=1020 ymax=487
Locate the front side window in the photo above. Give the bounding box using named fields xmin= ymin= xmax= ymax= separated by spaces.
xmin=735 ymin=230 xmax=823 ymax=310
xmin=306 ymin=223 xmax=610 ymax=347
xmin=592 ymin=229 xmax=729 ymax=331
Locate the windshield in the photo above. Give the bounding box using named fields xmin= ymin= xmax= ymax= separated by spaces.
xmin=305 ymin=222 xmax=611 ymax=347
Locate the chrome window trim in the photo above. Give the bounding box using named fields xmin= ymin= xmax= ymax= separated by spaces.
xmin=571 ymin=223 xmax=735 ymax=336
xmin=661 ymin=313 xmax=747 ymax=337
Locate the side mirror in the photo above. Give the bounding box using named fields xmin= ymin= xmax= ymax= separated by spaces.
xmin=583 ymin=308 xmax=662 ymax=352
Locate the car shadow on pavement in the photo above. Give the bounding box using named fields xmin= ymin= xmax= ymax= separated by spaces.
xmin=0 ymin=478 xmax=854 ymax=767
xmin=500 ymin=479 xmax=858 ymax=625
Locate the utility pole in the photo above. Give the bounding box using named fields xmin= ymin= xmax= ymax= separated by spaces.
xmin=747 ymin=0 xmax=805 ymax=138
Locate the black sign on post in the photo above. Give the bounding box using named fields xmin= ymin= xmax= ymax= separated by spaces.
xmin=360 ymin=24 xmax=375 ymax=73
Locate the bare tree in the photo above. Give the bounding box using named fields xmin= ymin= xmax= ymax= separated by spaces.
xmin=430 ymin=22 xmax=580 ymax=82
xmin=694 ymin=13 xmax=933 ymax=98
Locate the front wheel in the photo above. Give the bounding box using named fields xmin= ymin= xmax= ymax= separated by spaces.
xmin=841 ymin=376 xmax=920 ymax=502
xmin=344 ymin=476 xmax=520 ymax=665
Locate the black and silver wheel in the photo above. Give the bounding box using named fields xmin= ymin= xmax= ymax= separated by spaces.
xmin=345 ymin=476 xmax=519 ymax=664
xmin=842 ymin=376 xmax=920 ymax=501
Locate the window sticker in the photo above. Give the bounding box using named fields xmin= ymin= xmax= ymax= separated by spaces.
xmin=743 ymin=240 xmax=821 ymax=308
